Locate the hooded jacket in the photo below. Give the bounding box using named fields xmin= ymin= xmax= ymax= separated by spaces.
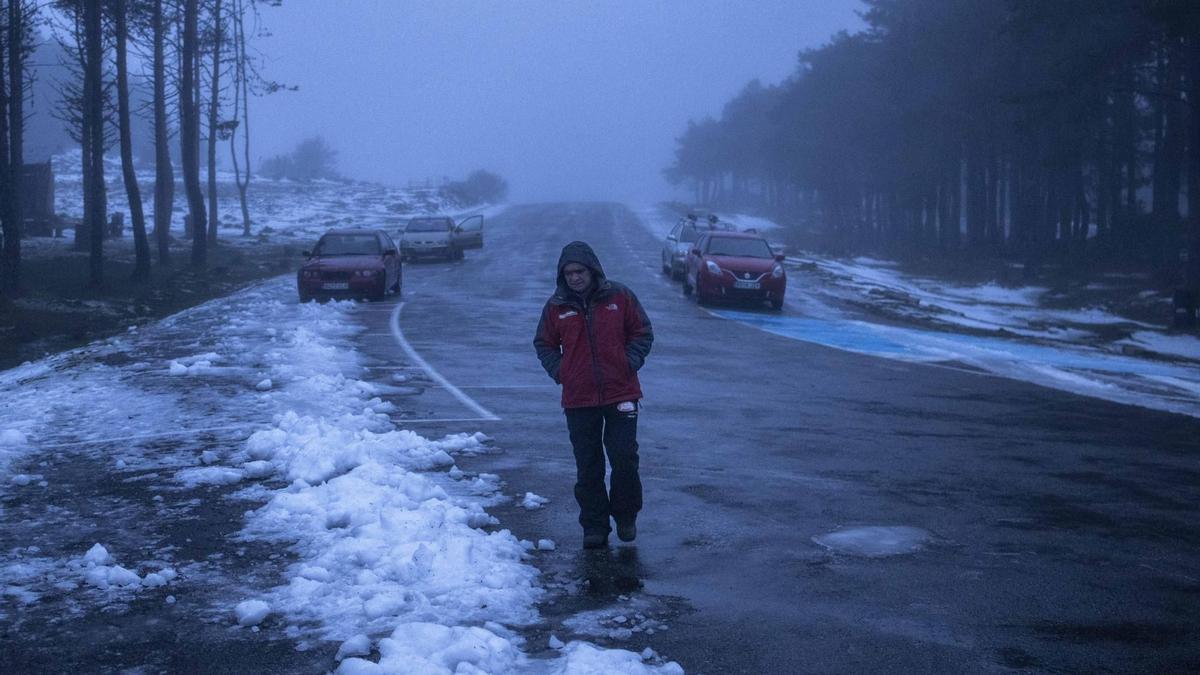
xmin=533 ymin=241 xmax=653 ymax=409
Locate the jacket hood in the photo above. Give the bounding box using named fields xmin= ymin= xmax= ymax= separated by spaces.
xmin=555 ymin=241 xmax=607 ymax=298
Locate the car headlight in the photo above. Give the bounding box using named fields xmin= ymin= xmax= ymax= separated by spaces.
xmin=772 ymin=264 xmax=784 ymax=279
xmin=705 ymin=260 xmax=721 ymax=276
xmin=355 ymin=269 xmax=381 ymax=277
xmin=301 ymin=270 xmax=319 ymax=279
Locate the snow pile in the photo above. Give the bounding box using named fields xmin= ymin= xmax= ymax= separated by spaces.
xmin=336 ymin=623 xmax=684 ymax=674
xmin=72 ymin=543 xmax=177 ymax=591
xmin=235 ymin=599 xmax=271 ymax=627
xmin=1118 ymin=331 xmax=1200 ymax=363
xmin=0 ymin=262 xmax=680 ymax=671
xmin=167 ymin=353 xmax=220 ymax=376
xmin=554 ymin=641 xmax=684 ymax=674
xmin=521 ymin=492 xmax=550 ymax=510
xmin=337 ymin=622 xmax=523 ymax=674
xmin=175 ymin=286 xmax=680 ymax=671
xmin=0 ymin=428 xmax=27 ymax=447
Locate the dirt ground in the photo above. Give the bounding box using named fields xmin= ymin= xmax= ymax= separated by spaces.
xmin=0 ymin=232 xmax=302 ymax=371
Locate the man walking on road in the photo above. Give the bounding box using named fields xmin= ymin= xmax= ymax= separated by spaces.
xmin=534 ymin=241 xmax=654 ymax=549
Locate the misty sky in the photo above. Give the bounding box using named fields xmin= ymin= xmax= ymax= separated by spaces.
xmin=254 ymin=1 xmax=863 ymax=201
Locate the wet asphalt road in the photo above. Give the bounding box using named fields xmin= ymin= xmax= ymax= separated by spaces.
xmin=356 ymin=203 xmax=1200 ymax=673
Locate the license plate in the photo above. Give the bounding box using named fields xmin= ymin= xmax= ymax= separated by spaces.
xmin=734 ymin=280 xmax=760 ymax=289
xmin=323 ymin=282 xmax=349 ymax=290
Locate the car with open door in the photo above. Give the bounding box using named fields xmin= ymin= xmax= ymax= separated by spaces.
xmin=399 ymin=215 xmax=483 ymax=260
xmin=661 ymin=216 xmax=703 ymax=281
xmin=456 ymin=214 xmax=484 ymax=249
xmin=683 ymin=231 xmax=786 ymax=310
xmin=297 ymin=228 xmax=402 ymax=302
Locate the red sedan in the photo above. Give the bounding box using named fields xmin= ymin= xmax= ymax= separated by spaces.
xmin=297 ymin=229 xmax=402 ymax=302
xmin=683 ymin=231 xmax=786 ymax=310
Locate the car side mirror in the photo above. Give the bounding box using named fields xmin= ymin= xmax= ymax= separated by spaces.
xmin=775 ymin=253 xmax=785 ymax=262
xmin=690 ymin=248 xmax=701 ymax=256
xmin=302 ymin=250 xmax=311 ymax=257
xmin=667 ymin=235 xmax=677 ymax=242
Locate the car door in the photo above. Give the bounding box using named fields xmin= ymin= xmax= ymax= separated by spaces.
xmin=379 ymin=232 xmax=400 ymax=286
xmin=456 ymin=215 xmax=484 ymax=249
xmin=687 ymin=233 xmax=709 ymax=285
xmin=664 ymin=222 xmax=681 ymax=263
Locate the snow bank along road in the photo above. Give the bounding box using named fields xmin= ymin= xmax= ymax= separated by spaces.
xmin=2 ymin=202 xmax=1199 ymax=672
xmin=0 ymin=216 xmax=680 ymax=671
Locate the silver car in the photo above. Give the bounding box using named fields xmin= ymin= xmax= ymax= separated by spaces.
xmin=661 ymin=217 xmax=702 ymax=281
xmin=399 ymin=215 xmax=483 ymax=261
xmin=661 ymin=215 xmax=734 ymax=280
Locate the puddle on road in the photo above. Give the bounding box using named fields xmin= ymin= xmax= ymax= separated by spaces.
xmin=812 ymin=525 xmax=932 ymax=557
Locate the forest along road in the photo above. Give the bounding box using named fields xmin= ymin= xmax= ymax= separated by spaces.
xmin=357 ymin=202 xmax=1200 ymax=674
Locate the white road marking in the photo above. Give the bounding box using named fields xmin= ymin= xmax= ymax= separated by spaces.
xmin=389 ymin=302 xmax=500 ymax=421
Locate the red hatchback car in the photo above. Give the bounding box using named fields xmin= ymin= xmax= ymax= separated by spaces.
xmin=683 ymin=231 xmax=786 ymax=310
xmin=297 ymin=228 xmax=402 ymax=302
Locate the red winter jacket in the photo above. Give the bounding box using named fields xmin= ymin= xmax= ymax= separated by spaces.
xmin=534 ymin=242 xmax=653 ymax=409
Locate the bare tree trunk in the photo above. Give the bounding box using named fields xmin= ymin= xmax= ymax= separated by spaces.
xmin=0 ymin=14 xmax=11 ymax=295
xmin=115 ymin=0 xmax=150 ymax=281
xmin=182 ymin=0 xmax=207 ymax=267
xmin=152 ymin=0 xmax=174 ymax=265
xmin=966 ymin=140 xmax=987 ymax=251
xmin=232 ymin=0 xmax=251 ymax=236
xmin=5 ymin=0 xmax=25 ymax=292
xmin=1187 ymin=35 xmax=1200 ymax=295
xmin=84 ymin=0 xmax=106 ymax=287
xmin=206 ymin=0 xmax=222 ymax=244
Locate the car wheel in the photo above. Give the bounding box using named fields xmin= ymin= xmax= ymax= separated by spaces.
xmin=671 ymin=264 xmax=683 ymax=281
xmin=695 ymin=278 xmax=707 ymax=305
xmin=661 ymin=254 xmax=670 ymax=274
xmin=298 ymin=293 xmax=312 ymax=303
xmin=770 ymin=296 xmax=784 ymax=311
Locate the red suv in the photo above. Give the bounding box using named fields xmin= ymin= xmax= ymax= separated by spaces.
xmin=297 ymin=228 xmax=402 ymax=302
xmin=683 ymin=231 xmax=786 ymax=310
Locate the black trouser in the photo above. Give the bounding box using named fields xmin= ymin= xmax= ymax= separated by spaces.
xmin=564 ymin=402 xmax=642 ymax=535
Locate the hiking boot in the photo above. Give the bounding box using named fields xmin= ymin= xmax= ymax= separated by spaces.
xmin=616 ymin=521 xmax=637 ymax=542
xmin=582 ymin=532 xmax=608 ymax=549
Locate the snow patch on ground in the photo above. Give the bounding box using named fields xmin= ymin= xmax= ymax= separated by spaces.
xmin=634 ymin=203 xmax=1200 ymax=417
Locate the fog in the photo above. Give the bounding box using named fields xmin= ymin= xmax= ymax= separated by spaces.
xmin=252 ymin=1 xmax=862 ymax=202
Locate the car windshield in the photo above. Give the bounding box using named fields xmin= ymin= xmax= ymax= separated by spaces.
xmin=407 ymin=218 xmax=451 ymax=232
xmin=314 ymin=234 xmax=380 ymax=256
xmin=707 ymin=237 xmax=773 ymax=258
